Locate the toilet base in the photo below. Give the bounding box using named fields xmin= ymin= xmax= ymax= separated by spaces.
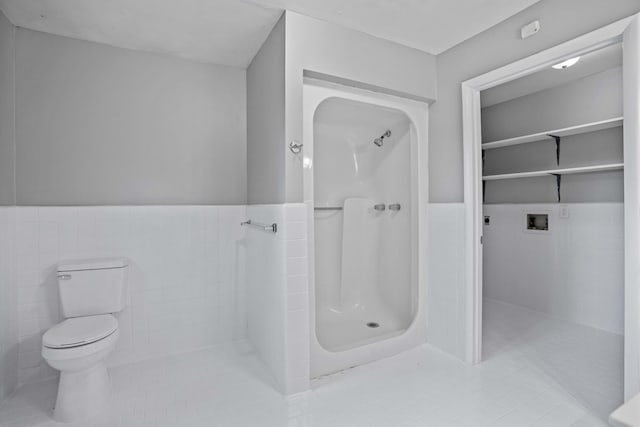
xmin=53 ymin=362 xmax=110 ymax=423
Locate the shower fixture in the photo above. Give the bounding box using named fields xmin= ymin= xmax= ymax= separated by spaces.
xmin=373 ymin=130 xmax=392 ymax=147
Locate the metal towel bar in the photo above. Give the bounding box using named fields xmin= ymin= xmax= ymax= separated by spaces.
xmin=314 ymin=206 xmax=343 ymax=211
xmin=240 ymin=220 xmax=277 ymax=233
xmin=314 ymin=203 xmax=401 ymax=211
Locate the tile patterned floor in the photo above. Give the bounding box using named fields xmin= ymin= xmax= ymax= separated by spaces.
xmin=0 ymin=300 xmax=623 ymax=426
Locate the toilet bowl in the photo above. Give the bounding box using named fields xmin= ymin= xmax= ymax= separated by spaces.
xmin=42 ymin=314 xmax=119 ymax=422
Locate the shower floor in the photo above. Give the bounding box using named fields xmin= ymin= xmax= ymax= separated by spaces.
xmin=316 ymin=297 xmax=410 ymax=351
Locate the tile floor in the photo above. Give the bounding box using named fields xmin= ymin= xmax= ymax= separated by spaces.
xmin=0 ymin=299 xmax=623 ymax=426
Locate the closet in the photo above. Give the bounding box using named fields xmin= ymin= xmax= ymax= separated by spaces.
xmin=480 ymin=43 xmax=624 ymax=421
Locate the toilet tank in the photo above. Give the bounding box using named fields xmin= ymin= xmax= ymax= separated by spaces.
xmin=57 ymin=257 xmax=129 ymax=318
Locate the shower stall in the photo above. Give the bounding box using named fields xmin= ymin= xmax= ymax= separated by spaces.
xmin=303 ymin=80 xmax=428 ymax=378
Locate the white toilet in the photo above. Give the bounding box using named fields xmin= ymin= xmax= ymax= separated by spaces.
xmin=41 ymin=257 xmax=128 ymax=423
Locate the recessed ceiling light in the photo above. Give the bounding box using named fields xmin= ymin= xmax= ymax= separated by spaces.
xmin=552 ymin=56 xmax=580 ymax=69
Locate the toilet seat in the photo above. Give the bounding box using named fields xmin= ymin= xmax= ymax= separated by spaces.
xmin=43 ymin=314 xmax=118 ymax=349
xmin=42 ymin=327 xmax=118 ymax=365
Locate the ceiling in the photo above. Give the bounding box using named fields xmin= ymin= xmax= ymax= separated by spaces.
xmin=0 ymin=0 xmax=540 ymax=68
xmin=249 ymin=0 xmax=540 ymax=55
xmin=0 ymin=0 xmax=283 ymax=68
xmin=481 ymin=43 xmax=623 ymax=107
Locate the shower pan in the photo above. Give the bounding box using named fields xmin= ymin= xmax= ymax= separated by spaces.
xmin=303 ymin=79 xmax=428 ymax=378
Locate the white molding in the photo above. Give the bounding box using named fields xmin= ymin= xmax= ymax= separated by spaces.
xmin=462 ymin=83 xmax=483 ymax=364
xmin=623 ymin=15 xmax=640 ymax=401
xmin=461 ymin=15 xmax=637 ymax=375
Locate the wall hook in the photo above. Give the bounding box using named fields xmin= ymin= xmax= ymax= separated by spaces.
xmin=289 ymin=140 xmax=303 ymax=154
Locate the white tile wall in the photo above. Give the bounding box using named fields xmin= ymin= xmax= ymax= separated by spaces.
xmin=0 ymin=207 xmax=18 ymax=401
xmin=12 ymin=205 xmax=248 ymax=386
xmin=284 ymin=204 xmax=310 ymax=394
xmin=427 ymin=203 xmax=467 ymax=361
xmin=245 ymin=204 xmax=286 ymax=392
xmin=483 ymin=203 xmax=624 ymax=334
xmin=245 ymin=204 xmax=309 ymax=395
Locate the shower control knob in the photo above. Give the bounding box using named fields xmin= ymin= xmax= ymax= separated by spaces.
xmin=373 ymin=204 xmax=386 ymax=211
xmin=388 ymin=203 xmax=401 ymax=211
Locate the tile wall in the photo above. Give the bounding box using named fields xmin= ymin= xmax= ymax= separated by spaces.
xmin=483 ymin=203 xmax=624 ymax=334
xmin=245 ymin=204 xmax=309 ymax=394
xmin=426 ymin=203 xmax=467 ymax=361
xmin=12 ymin=205 xmax=247 ymax=385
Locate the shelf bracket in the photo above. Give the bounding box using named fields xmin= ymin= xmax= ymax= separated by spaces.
xmin=482 ymin=180 xmax=486 ymax=203
xmin=551 ymin=173 xmax=562 ymax=202
xmin=482 ymin=150 xmax=486 ymax=203
xmin=548 ymin=134 xmax=561 ymax=166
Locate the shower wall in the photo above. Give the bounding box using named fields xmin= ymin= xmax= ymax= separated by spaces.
xmin=313 ymin=97 xmax=415 ymax=349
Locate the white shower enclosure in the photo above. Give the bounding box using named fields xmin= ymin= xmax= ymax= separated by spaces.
xmin=303 ymin=80 xmax=428 ymax=377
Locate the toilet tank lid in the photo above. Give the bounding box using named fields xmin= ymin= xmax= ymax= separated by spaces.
xmin=58 ymin=257 xmax=129 ymax=272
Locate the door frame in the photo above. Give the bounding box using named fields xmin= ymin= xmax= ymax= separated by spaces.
xmin=461 ymin=15 xmax=639 ymax=399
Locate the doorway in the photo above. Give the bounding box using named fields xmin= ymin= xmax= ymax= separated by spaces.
xmin=462 ymin=13 xmax=640 ymax=409
xmin=483 ymin=42 xmax=624 ymax=419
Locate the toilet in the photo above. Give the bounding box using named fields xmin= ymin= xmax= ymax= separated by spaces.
xmin=41 ymin=257 xmax=128 ymax=423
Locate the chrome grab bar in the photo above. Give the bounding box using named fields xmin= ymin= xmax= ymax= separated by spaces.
xmin=240 ymin=220 xmax=277 ymax=233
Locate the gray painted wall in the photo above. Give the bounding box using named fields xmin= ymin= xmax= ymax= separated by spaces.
xmin=431 ymin=0 xmax=640 ymax=202
xmin=0 ymin=10 xmax=14 ymax=206
xmin=482 ymin=68 xmax=623 ymax=203
xmin=482 ymin=67 xmax=622 ymax=141
xmin=15 ymin=29 xmax=247 ymax=205
xmin=247 ymin=15 xmax=286 ymax=204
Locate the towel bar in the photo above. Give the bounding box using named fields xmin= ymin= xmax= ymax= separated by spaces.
xmin=240 ymin=220 xmax=277 ymax=233
xmin=314 ymin=206 xmax=343 ymax=211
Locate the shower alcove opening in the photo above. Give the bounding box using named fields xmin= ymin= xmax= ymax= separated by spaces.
xmin=303 ymin=79 xmax=429 ymax=378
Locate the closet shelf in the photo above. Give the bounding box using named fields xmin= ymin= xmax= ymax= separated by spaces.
xmin=481 ymin=117 xmax=623 ymax=150
xmin=482 ymin=163 xmax=624 ymax=181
